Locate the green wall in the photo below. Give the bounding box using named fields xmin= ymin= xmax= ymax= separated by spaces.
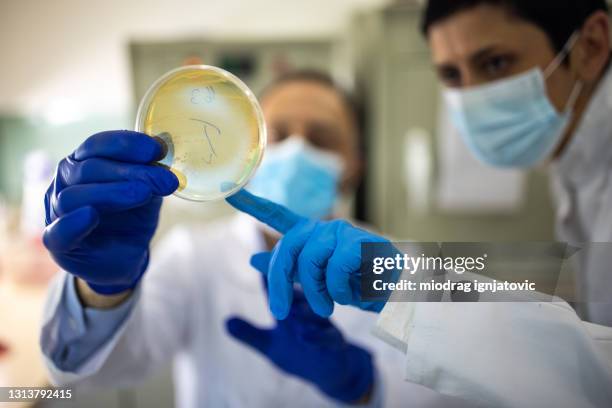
xmin=0 ymin=114 xmax=131 ymax=204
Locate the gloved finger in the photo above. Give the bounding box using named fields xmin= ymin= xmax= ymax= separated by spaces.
xmin=42 ymin=206 xmax=100 ymax=252
xmin=326 ymin=224 xmax=386 ymax=306
xmin=268 ymin=220 xmax=316 ymax=320
xmin=73 ymin=130 xmax=165 ymax=163
xmin=297 ymin=224 xmax=337 ymax=317
xmin=250 ymin=251 xmax=272 ymax=275
xmin=326 ymin=223 xmax=371 ymax=305
xmin=226 ymin=189 xmax=305 ymax=235
xmin=54 ymin=182 xmax=153 ymax=216
xmin=45 ymin=178 xmax=62 ymax=225
xmin=326 ymin=251 xmax=356 ymax=306
xmin=225 ymin=317 xmax=272 ymax=355
xmin=59 ymin=157 xmax=178 ymax=196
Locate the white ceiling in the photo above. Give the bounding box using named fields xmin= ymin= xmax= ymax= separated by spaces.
xmin=0 ymin=0 xmax=392 ymax=117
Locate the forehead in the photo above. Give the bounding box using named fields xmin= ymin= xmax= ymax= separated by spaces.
xmin=261 ymin=80 xmax=350 ymax=123
xmin=428 ymin=4 xmax=550 ymax=64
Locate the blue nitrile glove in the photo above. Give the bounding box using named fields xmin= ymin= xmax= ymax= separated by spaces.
xmin=226 ymin=253 xmax=375 ymax=404
xmin=226 ymin=189 xmax=391 ymax=320
xmin=43 ymin=130 xmax=178 ymax=295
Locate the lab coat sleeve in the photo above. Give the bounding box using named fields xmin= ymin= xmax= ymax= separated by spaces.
xmin=583 ymin=179 xmax=612 ymax=326
xmin=40 ymin=227 xmax=197 ymax=388
xmin=374 ymin=301 xmax=612 ymax=408
xmin=40 ymin=273 xmax=137 ymax=372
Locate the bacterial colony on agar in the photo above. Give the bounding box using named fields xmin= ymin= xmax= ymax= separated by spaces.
xmin=135 ymin=65 xmax=267 ymax=201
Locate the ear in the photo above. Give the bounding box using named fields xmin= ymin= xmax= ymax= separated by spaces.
xmin=573 ymin=11 xmax=611 ymax=83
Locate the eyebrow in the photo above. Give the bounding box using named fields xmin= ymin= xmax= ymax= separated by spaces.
xmin=435 ymin=44 xmax=505 ymax=69
xmin=309 ymin=120 xmax=342 ymax=135
xmin=470 ymin=46 xmax=503 ymax=64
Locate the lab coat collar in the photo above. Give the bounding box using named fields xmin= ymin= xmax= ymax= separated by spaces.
xmin=225 ymin=213 xmax=269 ymax=289
xmin=552 ymin=66 xmax=612 ymax=184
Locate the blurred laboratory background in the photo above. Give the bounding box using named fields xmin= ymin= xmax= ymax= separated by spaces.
xmin=1 ymin=0 xmax=610 ymax=406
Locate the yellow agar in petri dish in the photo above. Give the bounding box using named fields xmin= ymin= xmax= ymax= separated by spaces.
xmin=135 ymin=65 xmax=266 ymax=201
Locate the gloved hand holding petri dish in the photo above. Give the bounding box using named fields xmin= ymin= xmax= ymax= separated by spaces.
xmin=135 ymin=65 xmax=266 ymax=201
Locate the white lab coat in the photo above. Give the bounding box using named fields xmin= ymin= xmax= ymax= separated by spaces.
xmin=42 ymin=214 xmax=471 ymax=408
xmin=549 ymin=65 xmax=612 ymax=326
xmin=374 ymin=66 xmax=612 ymax=407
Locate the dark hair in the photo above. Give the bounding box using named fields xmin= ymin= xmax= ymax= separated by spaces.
xmin=421 ymin=0 xmax=609 ymax=52
xmin=259 ymin=69 xmax=364 ymax=141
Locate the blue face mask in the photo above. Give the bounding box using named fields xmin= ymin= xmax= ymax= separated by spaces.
xmin=247 ymin=136 xmax=343 ymax=219
xmin=443 ymin=32 xmax=583 ymax=168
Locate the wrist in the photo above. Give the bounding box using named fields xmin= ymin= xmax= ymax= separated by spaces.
xmin=75 ymin=278 xmax=134 ymax=309
xmin=321 ymin=345 xmax=375 ymax=404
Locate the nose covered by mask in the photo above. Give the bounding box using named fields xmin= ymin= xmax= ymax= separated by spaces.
xmin=247 ymin=136 xmax=344 ymax=219
xmin=444 ymin=32 xmax=583 ymax=168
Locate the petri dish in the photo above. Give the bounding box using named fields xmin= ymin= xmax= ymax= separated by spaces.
xmin=135 ymin=65 xmax=266 ymax=201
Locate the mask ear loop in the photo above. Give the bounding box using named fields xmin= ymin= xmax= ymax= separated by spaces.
xmin=544 ymin=31 xmax=581 ymax=78
xmin=563 ymin=80 xmax=584 ymax=113
xmin=543 ymin=31 xmax=584 ymax=113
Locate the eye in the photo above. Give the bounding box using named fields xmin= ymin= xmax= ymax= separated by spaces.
xmin=306 ymin=125 xmax=340 ymax=151
xmin=438 ymin=66 xmax=462 ymax=88
xmin=307 ymin=132 xmax=331 ymax=150
xmin=482 ymin=55 xmax=514 ymax=77
xmin=269 ymin=125 xmax=289 ymax=143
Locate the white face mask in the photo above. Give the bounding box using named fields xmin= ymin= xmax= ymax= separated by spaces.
xmin=443 ymin=32 xmax=583 ymax=168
